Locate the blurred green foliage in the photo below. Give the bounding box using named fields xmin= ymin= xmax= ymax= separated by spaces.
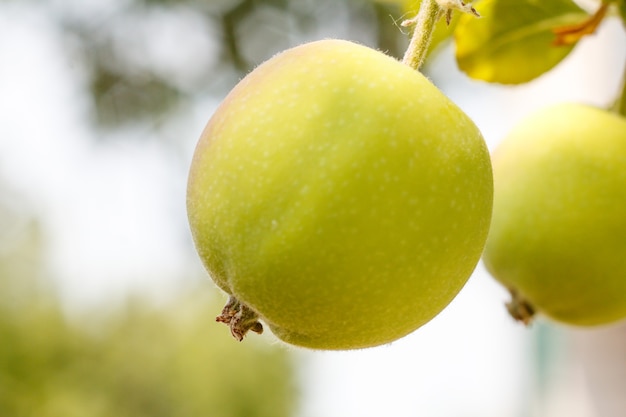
xmin=0 ymin=191 xmax=297 ymax=417
xmin=54 ymin=0 xmax=406 ymax=130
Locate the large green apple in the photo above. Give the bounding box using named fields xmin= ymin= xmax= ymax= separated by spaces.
xmin=187 ymin=39 xmax=493 ymax=350
xmin=483 ymin=103 xmax=626 ymax=326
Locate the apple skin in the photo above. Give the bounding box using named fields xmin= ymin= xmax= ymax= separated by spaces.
xmin=483 ymin=103 xmax=626 ymax=326
xmin=187 ymin=39 xmax=493 ymax=350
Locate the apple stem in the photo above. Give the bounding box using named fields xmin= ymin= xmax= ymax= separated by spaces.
xmin=505 ymin=289 xmax=536 ymax=326
xmin=216 ymin=295 xmax=264 ymax=341
xmin=401 ymin=0 xmax=480 ymax=71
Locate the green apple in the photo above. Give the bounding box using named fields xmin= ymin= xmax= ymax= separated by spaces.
xmin=187 ymin=39 xmax=493 ymax=350
xmin=483 ymin=103 xmax=626 ymax=326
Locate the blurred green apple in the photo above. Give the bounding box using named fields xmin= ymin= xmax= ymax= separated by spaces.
xmin=187 ymin=39 xmax=493 ymax=350
xmin=484 ymin=103 xmax=626 ymax=326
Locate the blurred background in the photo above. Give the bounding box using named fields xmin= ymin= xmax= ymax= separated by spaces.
xmin=1 ymin=0 xmax=625 ymax=416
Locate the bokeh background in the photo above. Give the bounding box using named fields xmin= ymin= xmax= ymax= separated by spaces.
xmin=1 ymin=0 xmax=625 ymax=416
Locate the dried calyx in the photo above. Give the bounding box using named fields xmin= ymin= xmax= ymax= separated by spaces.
xmin=216 ymin=296 xmax=264 ymax=341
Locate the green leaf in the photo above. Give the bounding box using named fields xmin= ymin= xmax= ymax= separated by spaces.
xmin=454 ymin=0 xmax=590 ymax=84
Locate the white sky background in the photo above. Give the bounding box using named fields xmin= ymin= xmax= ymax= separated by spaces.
xmin=1 ymin=1 xmax=625 ymax=417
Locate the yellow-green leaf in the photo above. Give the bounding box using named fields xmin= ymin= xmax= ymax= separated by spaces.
xmin=454 ymin=0 xmax=590 ymax=84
